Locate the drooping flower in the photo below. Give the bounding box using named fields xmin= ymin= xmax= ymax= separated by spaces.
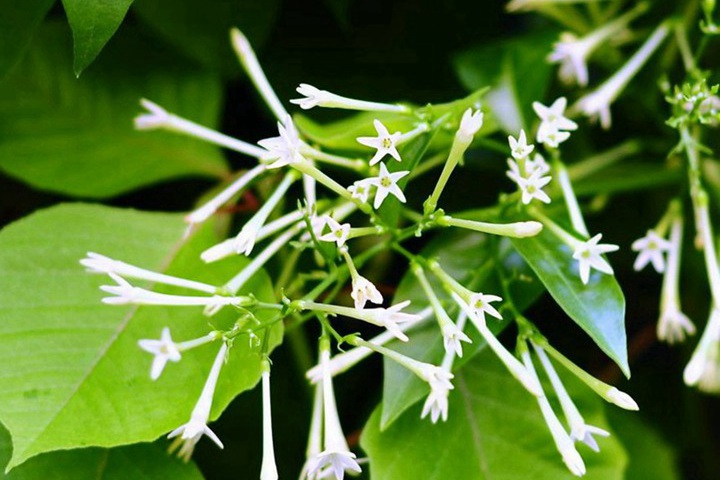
xmin=138 ymin=327 xmax=182 ymax=380
xmin=356 ymin=120 xmax=402 ymax=166
xmin=684 ymin=308 xmax=720 ymax=393
xmin=572 ymin=234 xmax=619 ymax=285
xmin=367 ymin=163 xmax=410 ymax=209
xmin=168 ymin=343 xmax=228 ymax=461
xmin=350 ymin=275 xmax=383 ymax=310
xmin=260 ymin=361 xmax=279 ymax=480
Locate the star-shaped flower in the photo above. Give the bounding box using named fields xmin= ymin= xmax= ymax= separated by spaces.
xmin=357 ymin=120 xmax=402 ymax=166
xmin=657 ymin=307 xmax=696 ymax=344
xmin=457 ymin=107 xmax=484 ymax=142
xmin=533 ymin=97 xmax=578 ymax=132
xmin=138 ymin=327 xmax=182 ymax=380
xmin=467 ymin=292 xmax=503 ymax=323
xmin=421 ymin=381 xmax=451 ymax=424
xmin=363 ymin=300 xmax=420 ymax=342
xmin=548 ymin=33 xmax=592 ymax=87
xmin=631 ymin=230 xmax=672 ymax=273
xmin=516 ymin=169 xmax=552 ymax=205
xmin=441 ymin=322 xmax=472 ymax=358
xmin=290 ymin=83 xmax=325 ymax=110
xmin=168 ymin=413 xmax=224 ymax=462
xmin=347 ymin=179 xmax=372 ymax=204
xmin=572 ymin=233 xmax=619 ymax=285
xmin=318 ymin=216 xmax=351 ymax=247
xmin=525 ymin=152 xmax=551 ymax=176
xmin=367 ymin=163 xmax=409 ymax=209
xmin=508 ymin=129 xmax=534 ymax=160
xmin=537 ymin=122 xmax=571 ymax=148
xmin=258 ymin=115 xmax=305 ymax=168
xmin=308 ymin=450 xmax=362 ymax=480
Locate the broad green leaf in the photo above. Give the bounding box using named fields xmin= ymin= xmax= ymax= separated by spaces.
xmin=509 ymin=227 xmax=629 ymax=377
xmin=0 ymin=424 xmax=202 ymax=479
xmin=133 ymin=0 xmax=280 ymax=75
xmin=454 ymin=31 xmax=556 ymax=133
xmin=0 ymin=22 xmax=227 ymax=198
xmin=363 ymin=349 xmax=628 ymax=480
xmin=0 ymin=204 xmax=281 ymax=469
xmin=0 ymin=0 xmax=54 ymax=80
xmin=61 ymin=0 xmax=135 ymax=76
xmin=381 ymin=232 xmax=544 ymax=428
xmin=607 ymin=411 xmax=680 ymax=480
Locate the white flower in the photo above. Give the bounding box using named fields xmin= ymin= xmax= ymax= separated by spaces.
xmin=548 ymin=33 xmax=592 ymax=87
xmin=356 ymin=120 xmax=402 ymax=166
xmin=260 ymin=365 xmax=279 ymax=480
xmin=457 ymin=108 xmax=484 ymax=143
xmin=233 ymin=222 xmax=261 ymax=256
xmin=658 ymin=308 xmax=696 ymax=344
xmin=135 ymin=99 xmax=170 ymax=130
xmin=351 ymin=275 xmax=383 ymax=310
xmin=441 ymin=322 xmax=472 ymax=358
xmin=348 ymin=180 xmax=372 ymax=204
xmin=684 ymin=308 xmax=720 ymax=393
xmin=318 ymin=216 xmax=351 ymax=247
xmin=258 ymin=115 xmax=305 ymax=168
xmin=421 ymin=385 xmax=450 ymax=424
xmin=537 ymin=123 xmax=571 ymax=148
xmin=506 ymin=158 xmax=522 ymax=183
xmin=308 ymin=347 xmax=362 ymax=480
xmin=168 ymin=342 xmax=227 ymax=461
xmin=533 ymin=98 xmax=578 ymax=132
xmin=467 ymin=292 xmax=503 ymax=323
xmin=508 ymin=129 xmax=534 ymax=160
xmin=81 ymin=252 xmax=217 ymax=294
xmin=526 ymin=152 xmax=551 ymax=176
xmin=632 ymin=230 xmax=672 ymax=273
xmin=138 ymin=327 xmax=182 ymax=380
xmin=291 ymin=83 xmax=327 ymax=110
xmin=517 ymin=169 xmax=552 ymax=205
xmin=363 ymin=300 xmax=421 ymax=342
xmin=521 ymin=349 xmax=586 ymax=477
xmin=367 ymin=163 xmax=410 ymax=209
xmin=572 ymin=233 xmax=619 ymax=285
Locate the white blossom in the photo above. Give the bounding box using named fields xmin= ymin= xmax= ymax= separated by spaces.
xmin=347 ymin=180 xmax=372 ymax=204
xmin=537 ymin=123 xmax=571 ymax=148
xmin=362 ymin=300 xmax=421 ymax=342
xmin=357 ymin=120 xmax=402 ymax=166
xmin=548 ymin=32 xmax=593 ymax=87
xmin=260 ymin=365 xmax=279 ymax=480
xmin=605 ymin=387 xmax=639 ymax=411
xmin=290 ymin=83 xmax=409 ymax=113
xmin=526 ymin=152 xmax=551 ymax=176
xmin=318 ymin=216 xmax=351 ymax=247
xmin=421 ymin=385 xmax=450 ymax=424
xmin=291 ymin=83 xmax=329 ymax=110
xmin=533 ymin=98 xmax=578 ymax=132
xmin=467 ymin=292 xmax=503 ymax=323
xmin=572 ymin=234 xmax=619 ymax=285
xmin=138 ymin=327 xmax=182 ymax=380
xmin=441 ymin=322 xmax=472 ymax=358
xmin=457 ymin=107 xmax=484 ymax=143
xmin=367 ymin=163 xmax=409 ymax=209
xmin=632 ymin=230 xmax=671 ymax=273
xmin=517 ymin=169 xmax=552 ymax=205
xmin=351 ymin=275 xmax=383 ymax=310
xmin=508 ymin=129 xmax=534 ymax=160
xmin=168 ymin=343 xmax=227 ymax=461
xmin=135 ymin=99 xmax=171 ymax=130
xmin=258 ymin=115 xmax=305 ymax=168
xmin=684 ymin=308 xmax=720 ymax=393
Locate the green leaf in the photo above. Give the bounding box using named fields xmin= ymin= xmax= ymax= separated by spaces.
xmin=0 ymin=22 xmax=228 ymax=198
xmin=454 ymin=31 xmax=556 ymax=133
xmin=381 ymin=232 xmax=544 ymax=428
xmin=0 ymin=424 xmax=203 ymax=479
xmin=607 ymin=411 xmax=680 ymax=480
xmin=133 ymin=0 xmax=280 ymax=75
xmin=60 ymin=0 xmax=135 ymax=76
xmin=0 ymin=204 xmax=281 ymax=469
xmin=509 ymin=227 xmax=629 ymax=377
xmin=0 ymin=0 xmax=54 ymax=80
xmin=363 ymin=349 xmax=628 ymax=480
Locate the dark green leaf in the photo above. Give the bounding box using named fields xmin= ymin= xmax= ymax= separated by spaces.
xmin=0 ymin=22 xmax=227 ymax=198
xmin=61 ymin=0 xmax=135 ymax=75
xmin=133 ymin=0 xmax=280 ymax=75
xmin=0 ymin=0 xmax=54 ymax=80
xmin=0 ymin=204 xmax=280 ymax=469
xmin=364 ymin=349 xmax=628 ymax=480
xmin=509 ymin=227 xmax=629 ymax=377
